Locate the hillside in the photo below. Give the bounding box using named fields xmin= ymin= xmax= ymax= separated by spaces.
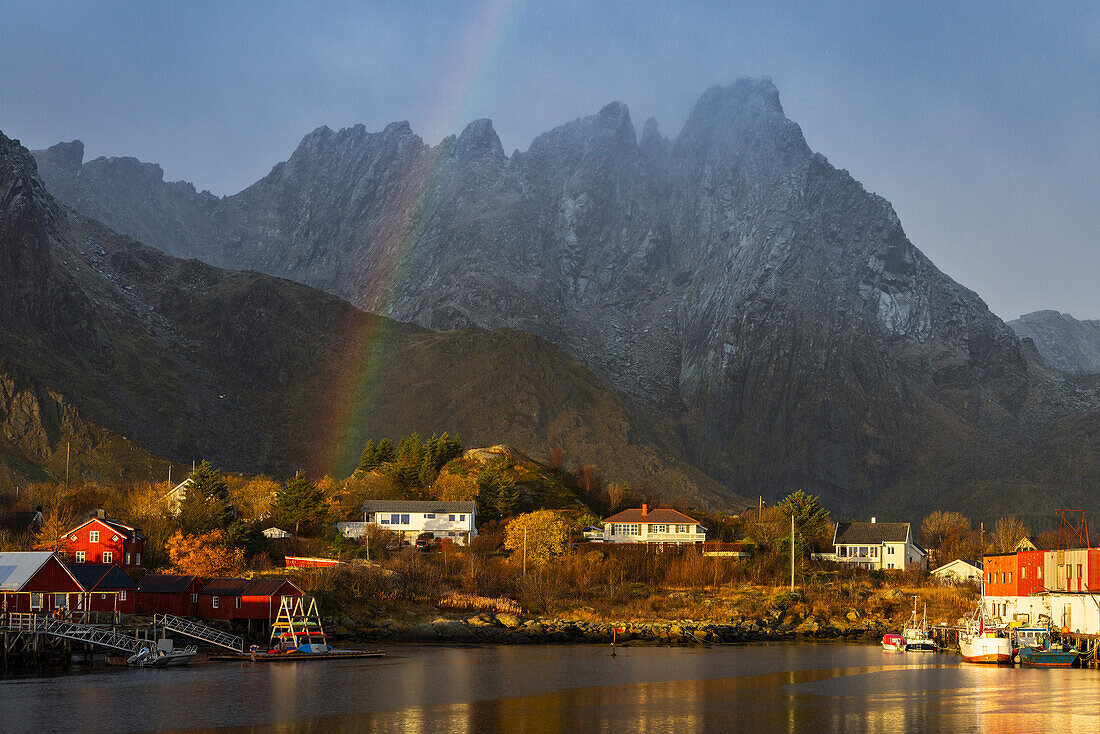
xmin=2 ymin=131 xmax=735 ymax=508
xmin=1010 ymin=311 xmax=1100 ymax=374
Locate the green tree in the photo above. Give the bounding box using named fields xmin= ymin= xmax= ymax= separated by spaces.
xmin=777 ymin=490 xmax=831 ymax=548
xmin=477 ymin=466 xmax=519 ymax=520
xmin=357 ymin=440 xmax=379 ymax=472
xmin=275 ymin=473 xmax=328 ymax=534
xmin=178 ymin=460 xmax=232 ymax=534
xmin=376 ymin=439 xmax=395 ymax=464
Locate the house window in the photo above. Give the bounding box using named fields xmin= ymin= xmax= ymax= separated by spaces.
xmin=125 ymin=553 xmax=131 ymax=565
xmin=449 ymin=514 xmax=456 ymax=521
xmin=235 ymin=597 xmax=242 ymax=609
xmin=459 ymin=515 xmax=465 ymax=522
xmin=54 ymin=593 xmax=68 ymax=608
xmin=213 ymin=596 xmax=220 ymax=609
xmin=119 ymin=590 xmax=126 ymax=601
xmin=75 ymin=551 xmax=85 ymax=563
xmin=136 ymin=553 xmax=141 ymax=566
xmin=613 ymin=524 xmax=640 ymax=535
xmin=1008 ymin=572 xmax=1013 ymax=583
xmin=89 ymin=531 xmax=99 ymax=543
xmin=402 ymin=514 xmax=410 ymax=525
xmin=870 ymin=547 xmax=877 ymax=558
xmin=380 ymin=516 xmax=389 ymax=524
xmin=102 ymin=551 xmax=113 ymax=564
xmin=1078 ymin=564 xmax=1083 ymax=580
xmin=1022 ymin=567 xmax=1028 ymax=579
xmin=651 ymin=525 xmax=667 ymax=533
xmin=191 ymin=593 xmax=199 ymax=603
xmin=31 ymin=593 xmax=43 ymax=610
xmin=390 ymin=514 xmax=401 ymax=524
xmin=887 ymin=546 xmax=895 ymax=555
xmin=425 ymin=513 xmax=435 ymax=518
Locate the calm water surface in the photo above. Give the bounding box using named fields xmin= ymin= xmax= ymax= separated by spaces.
xmin=2 ymin=642 xmax=1097 ymax=732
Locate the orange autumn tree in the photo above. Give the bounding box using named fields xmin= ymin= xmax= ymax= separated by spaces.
xmin=166 ymin=529 xmax=244 ymax=577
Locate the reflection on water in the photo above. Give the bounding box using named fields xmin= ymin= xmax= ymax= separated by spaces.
xmin=2 ymin=643 xmax=1098 ymax=733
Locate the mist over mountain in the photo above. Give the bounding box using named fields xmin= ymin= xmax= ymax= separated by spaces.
xmin=4 ymin=130 xmax=728 ymax=506
xmin=1010 ymin=311 xmax=1100 ymax=374
xmin=29 ymin=78 xmax=1100 ymax=516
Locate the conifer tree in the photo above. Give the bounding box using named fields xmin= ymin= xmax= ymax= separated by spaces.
xmin=179 ymin=460 xmax=232 ymax=534
xmin=357 ymin=440 xmax=379 ymax=472
xmin=376 ymin=438 xmax=395 ymax=464
xmin=274 ymin=473 xmax=328 ymax=534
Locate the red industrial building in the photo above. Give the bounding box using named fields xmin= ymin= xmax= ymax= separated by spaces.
xmin=135 ymin=574 xmax=205 ymax=616
xmin=198 ymin=578 xmax=302 ymax=621
xmin=61 ymin=516 xmax=146 ymax=570
xmin=0 ymin=552 xmax=84 ymax=613
xmin=65 ymin=563 xmax=137 ymax=614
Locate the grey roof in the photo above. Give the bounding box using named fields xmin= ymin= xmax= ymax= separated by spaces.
xmin=137 ymin=574 xmax=202 ymax=594
xmin=0 ymin=551 xmax=58 ymax=591
xmin=361 ymin=500 xmax=476 ymax=513
xmin=833 ymin=521 xmax=911 ymax=545
xmin=65 ymin=564 xmax=137 ymax=591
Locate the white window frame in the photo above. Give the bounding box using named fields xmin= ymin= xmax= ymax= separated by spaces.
xmin=125 ymin=552 xmax=131 ymax=565
xmin=30 ymin=592 xmax=43 ymax=610
xmin=89 ymin=530 xmax=99 ymax=543
xmin=191 ymin=592 xmax=199 ymax=603
xmin=136 ymin=552 xmax=141 ymax=566
xmin=235 ymin=597 xmax=242 ymax=609
xmin=75 ymin=551 xmax=85 ymax=563
xmin=119 ymin=590 xmax=126 ymax=601
xmin=213 ymin=596 xmax=220 ymax=609
xmin=102 ymin=551 xmax=113 ymax=564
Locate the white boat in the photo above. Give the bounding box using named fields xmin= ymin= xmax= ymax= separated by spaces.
xmin=127 ymin=643 xmax=198 ymax=668
xmin=903 ymin=597 xmax=936 ymax=652
xmin=958 ymin=606 xmax=1011 ymax=664
xmin=882 ymin=633 xmax=906 ymax=651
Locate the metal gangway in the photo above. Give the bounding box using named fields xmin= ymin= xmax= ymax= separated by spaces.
xmin=2 ymin=613 xmax=155 ymax=655
xmin=154 ymin=614 xmax=244 ymax=652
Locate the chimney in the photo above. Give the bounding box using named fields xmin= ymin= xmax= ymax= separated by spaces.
xmin=97 ymin=508 xmax=105 ymax=519
xmin=871 ymin=517 xmax=877 ymax=523
xmin=642 ymin=504 xmax=648 ymax=516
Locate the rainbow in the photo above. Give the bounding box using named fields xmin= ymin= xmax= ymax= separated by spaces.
xmin=316 ymin=0 xmax=524 ymax=476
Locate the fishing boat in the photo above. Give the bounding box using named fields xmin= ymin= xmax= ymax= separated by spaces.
xmin=882 ymin=633 xmax=906 ymax=652
xmin=1018 ymin=638 xmax=1079 ymax=668
xmin=1013 ymin=626 xmax=1079 ymax=667
xmin=903 ymin=597 xmax=936 ymax=652
xmin=958 ymin=606 xmax=1011 ymax=664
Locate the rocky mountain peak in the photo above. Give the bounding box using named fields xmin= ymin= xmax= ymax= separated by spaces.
xmin=36 ymin=140 xmax=85 ymax=173
xmin=453 ymin=118 xmax=505 ymax=164
xmin=1010 ymin=310 xmax=1100 ymax=373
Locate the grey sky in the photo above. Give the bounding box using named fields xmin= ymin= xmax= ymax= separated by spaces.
xmin=2 ymin=1 xmax=1096 ymax=320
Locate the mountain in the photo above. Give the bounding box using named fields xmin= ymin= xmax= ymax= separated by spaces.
xmin=1010 ymin=311 xmax=1100 ymax=374
xmin=29 ymin=79 xmax=1100 ymax=516
xmin=4 ymin=131 xmax=731 ymax=508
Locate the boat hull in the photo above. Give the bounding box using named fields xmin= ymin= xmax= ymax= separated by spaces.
xmin=1019 ymin=647 xmax=1078 ymax=668
xmin=905 ymin=641 xmax=936 ymax=652
xmin=959 ymin=634 xmax=1012 ymax=664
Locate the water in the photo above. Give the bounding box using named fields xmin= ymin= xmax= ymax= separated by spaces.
xmin=2 ymin=642 xmax=1098 ymax=732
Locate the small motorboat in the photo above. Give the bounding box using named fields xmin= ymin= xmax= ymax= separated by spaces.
xmin=127 ymin=641 xmax=198 ymax=668
xmin=1015 ymin=626 xmax=1079 ymax=667
xmin=882 ymin=633 xmax=906 ymax=652
xmin=903 ymin=597 xmax=936 ymax=652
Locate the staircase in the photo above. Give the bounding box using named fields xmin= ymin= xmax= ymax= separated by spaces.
xmin=154 ymin=614 xmax=244 ymax=652
xmin=2 ymin=613 xmax=155 ymax=655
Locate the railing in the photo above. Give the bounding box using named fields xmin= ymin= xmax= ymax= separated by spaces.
xmin=154 ymin=614 xmax=244 ymax=652
xmin=1 ymin=613 xmax=155 ymax=654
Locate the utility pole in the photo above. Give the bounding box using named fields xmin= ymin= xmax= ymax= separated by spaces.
xmin=65 ymin=442 xmax=70 ymax=489
xmin=523 ymin=527 xmax=528 ymax=576
xmin=790 ymin=514 xmax=795 ymax=591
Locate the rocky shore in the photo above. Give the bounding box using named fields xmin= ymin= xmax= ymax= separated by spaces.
xmin=318 ymin=610 xmax=894 ymax=645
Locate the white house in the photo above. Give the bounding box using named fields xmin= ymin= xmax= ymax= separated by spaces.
xmin=600 ymin=505 xmax=706 ymax=545
xmin=931 ymin=559 xmax=983 ymax=585
xmin=352 ymin=500 xmax=477 ymax=545
xmin=262 ymin=527 xmax=294 ymax=539
xmin=832 ymin=518 xmax=927 ymax=570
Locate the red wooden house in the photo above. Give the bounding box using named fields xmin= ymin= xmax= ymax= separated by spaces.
xmin=61 ymin=515 xmax=146 ymax=570
xmin=65 ymin=563 xmax=137 ymax=614
xmin=0 ymin=552 xmax=84 ymax=614
xmin=135 ymin=574 xmax=204 ymax=616
xmin=198 ymin=578 xmax=302 ymax=621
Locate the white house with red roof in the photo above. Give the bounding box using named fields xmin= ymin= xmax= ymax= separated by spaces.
xmin=599 ymin=505 xmax=706 ymax=545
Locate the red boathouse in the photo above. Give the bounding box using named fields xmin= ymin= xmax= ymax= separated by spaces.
xmin=135 ymin=574 xmax=205 ymax=616
xmin=0 ymin=552 xmax=84 ymax=614
xmin=65 ymin=563 xmax=138 ymax=615
xmin=198 ymin=578 xmax=302 ymax=621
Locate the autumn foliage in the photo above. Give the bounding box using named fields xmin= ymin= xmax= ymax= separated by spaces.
xmin=166 ymin=529 xmax=244 ymax=577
